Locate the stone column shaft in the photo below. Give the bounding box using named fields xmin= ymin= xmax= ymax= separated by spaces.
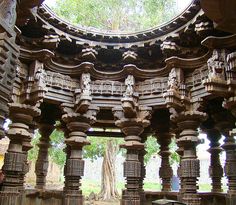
xmin=206 ymin=129 xmax=223 ymax=193
xmin=121 ymin=143 xmax=144 ymax=205
xmin=176 ymin=117 xmax=204 ymax=205
xmin=222 ymin=131 xmax=236 ymax=195
xmin=35 ymin=123 xmax=54 ymax=189
xmin=62 ymin=119 xmax=91 ymax=205
xmin=138 ymin=149 xmax=146 ymax=204
xmin=0 ymin=103 xmax=40 ymax=205
xmin=156 ymin=133 xmax=173 ymax=192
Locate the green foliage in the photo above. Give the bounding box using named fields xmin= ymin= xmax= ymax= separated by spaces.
xmin=51 ymin=0 xmax=178 ymax=32
xmin=144 ymin=136 xmax=160 ymax=164
xmin=48 ymin=130 xmax=66 ymax=168
xmin=28 ymin=129 xmax=179 ymax=168
xmin=169 ymin=138 xmax=180 ymax=165
xmin=28 ymin=129 xmax=66 ymax=168
xmin=144 ymin=136 xmax=180 ymax=165
xmin=27 ymin=131 xmax=40 ymax=161
xmin=83 ymin=137 xmax=124 ymax=161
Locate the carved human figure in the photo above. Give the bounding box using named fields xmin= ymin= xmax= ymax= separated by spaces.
xmin=167 ymin=68 xmax=179 ymax=90
xmin=0 ymin=0 xmax=17 ymax=28
xmin=124 ymin=75 xmax=135 ymax=97
xmin=81 ymin=73 xmax=91 ymax=96
xmin=207 ymin=49 xmax=226 ymax=80
xmin=35 ymin=64 xmax=47 ymax=90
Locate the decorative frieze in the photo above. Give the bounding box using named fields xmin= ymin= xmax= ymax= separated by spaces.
xmin=45 ymin=71 xmax=78 ymax=91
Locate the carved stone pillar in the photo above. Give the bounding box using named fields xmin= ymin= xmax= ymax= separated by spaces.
xmin=156 ymin=132 xmax=173 ymax=192
xmin=212 ymin=107 xmax=236 ymax=201
xmin=139 ymin=134 xmax=148 ymax=204
xmin=18 ymin=122 xmax=36 ymax=193
xmin=0 ymin=103 xmax=40 ymax=205
xmin=174 ymin=113 xmax=206 ymax=205
xmin=62 ymin=105 xmax=98 ymax=205
xmin=0 ymin=0 xmax=19 ymax=139
xmin=120 ymin=126 xmax=144 ymax=205
xmin=35 ymin=123 xmax=55 ymax=189
xmin=113 ymin=106 xmax=151 ymax=205
xmin=222 ymin=129 xmax=236 ymax=196
xmin=206 ymin=129 xmax=223 ymax=193
xmin=176 ymin=139 xmax=184 ymax=201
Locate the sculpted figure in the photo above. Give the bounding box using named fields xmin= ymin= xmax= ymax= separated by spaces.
xmin=35 ymin=64 xmax=47 ymax=90
xmin=124 ymin=75 xmax=135 ymax=97
xmin=0 ymin=0 xmax=17 ymax=27
xmin=81 ymin=73 xmax=91 ymax=96
xmin=167 ymin=68 xmax=179 ymax=90
xmin=207 ymin=49 xmax=226 ymax=80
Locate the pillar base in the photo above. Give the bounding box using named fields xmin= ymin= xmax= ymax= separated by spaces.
xmin=226 ymin=194 xmax=236 ymax=205
xmin=121 ymin=190 xmax=141 ymax=205
xmin=182 ymin=194 xmax=201 ymax=205
xmin=0 ymin=191 xmax=21 ymax=205
xmin=63 ymin=191 xmax=84 ymax=205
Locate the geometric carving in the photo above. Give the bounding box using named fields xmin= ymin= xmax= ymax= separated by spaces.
xmin=65 ymin=159 xmax=85 ymax=177
xmin=124 ymin=161 xmax=141 ymax=178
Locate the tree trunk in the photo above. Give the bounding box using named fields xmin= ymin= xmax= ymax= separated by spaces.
xmin=98 ymin=140 xmax=120 ymax=201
